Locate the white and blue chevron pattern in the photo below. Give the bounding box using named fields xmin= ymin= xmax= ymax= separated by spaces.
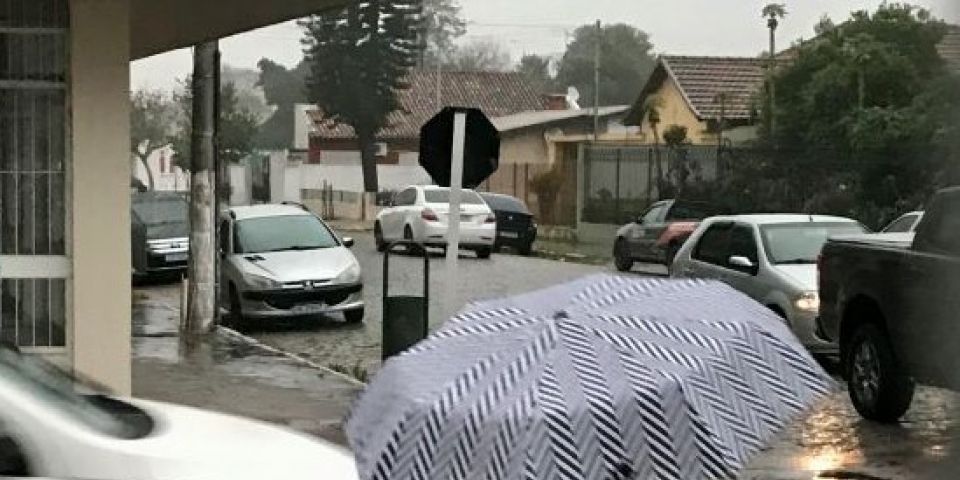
xmin=347 ymin=275 xmax=834 ymax=480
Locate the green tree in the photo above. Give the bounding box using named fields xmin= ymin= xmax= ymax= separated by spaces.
xmin=169 ymin=79 xmax=261 ymax=171
xmin=254 ymin=59 xmax=310 ymax=149
xmin=130 ymin=89 xmax=175 ymax=190
xmin=555 ymin=23 xmax=656 ymax=106
xmin=421 ymin=0 xmax=466 ymax=67
xmin=445 ymin=39 xmax=511 ymax=71
xmin=516 ymin=54 xmax=554 ymax=93
xmin=301 ymin=1 xmax=421 ymax=193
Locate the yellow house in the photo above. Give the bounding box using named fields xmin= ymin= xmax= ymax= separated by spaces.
xmin=623 ymin=55 xmax=767 ymax=145
xmin=0 ymin=0 xmax=348 ymax=395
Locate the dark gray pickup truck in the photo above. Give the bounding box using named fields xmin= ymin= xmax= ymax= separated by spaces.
xmin=818 ymin=186 xmax=960 ymax=422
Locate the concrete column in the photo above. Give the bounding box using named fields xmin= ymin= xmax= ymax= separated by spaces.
xmin=70 ymin=0 xmax=132 ymax=394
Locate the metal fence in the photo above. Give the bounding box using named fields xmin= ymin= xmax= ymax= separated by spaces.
xmin=581 ymin=144 xmax=721 ymax=224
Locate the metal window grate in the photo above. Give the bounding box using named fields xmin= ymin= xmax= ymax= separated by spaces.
xmin=0 ymin=0 xmax=68 ymax=348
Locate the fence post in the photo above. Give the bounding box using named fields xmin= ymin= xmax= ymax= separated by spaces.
xmin=615 ymin=149 xmax=622 ymax=224
xmin=576 ymin=143 xmax=585 ymax=229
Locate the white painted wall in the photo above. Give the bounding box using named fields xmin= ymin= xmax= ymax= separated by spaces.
xmin=131 ymin=145 xmax=190 ymax=192
xmin=228 ymin=164 xmax=252 ymax=205
xmin=297 ymin=163 xmax=432 ymax=193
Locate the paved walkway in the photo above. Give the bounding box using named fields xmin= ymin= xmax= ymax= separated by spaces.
xmin=130 ymin=285 xmax=363 ymax=445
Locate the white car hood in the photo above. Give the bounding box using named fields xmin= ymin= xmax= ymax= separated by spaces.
xmin=772 ymin=264 xmax=817 ymax=291
xmin=239 ymin=247 xmax=357 ymax=283
xmin=123 ymin=399 xmax=359 ymax=480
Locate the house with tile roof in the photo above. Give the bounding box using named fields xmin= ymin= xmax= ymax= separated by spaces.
xmin=624 ymin=26 xmax=960 ymax=146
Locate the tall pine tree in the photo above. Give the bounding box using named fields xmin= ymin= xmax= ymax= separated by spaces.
xmin=301 ymin=1 xmax=421 ymax=193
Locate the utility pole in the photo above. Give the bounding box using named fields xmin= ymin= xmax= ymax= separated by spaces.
xmin=183 ymin=41 xmax=219 ymax=335
xmin=593 ymin=19 xmax=601 ymax=142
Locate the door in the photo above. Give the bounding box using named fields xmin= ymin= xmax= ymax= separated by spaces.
xmin=686 ymin=222 xmax=733 ymax=280
xmin=722 ymin=223 xmax=763 ymax=299
xmin=218 ymin=218 xmax=234 ymax=305
xmin=897 ymin=193 xmax=960 ymax=388
xmin=384 ymin=188 xmax=416 ymax=239
xmin=629 ymin=202 xmax=668 ymax=260
xmin=0 ymin=1 xmax=71 ymax=354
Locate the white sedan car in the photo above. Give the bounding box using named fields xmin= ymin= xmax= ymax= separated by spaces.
xmin=0 ymin=346 xmax=358 ymax=479
xmin=374 ymin=185 xmax=497 ymax=258
xmin=670 ymin=214 xmax=866 ymax=356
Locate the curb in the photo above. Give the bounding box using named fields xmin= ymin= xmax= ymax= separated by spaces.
xmin=216 ymin=326 xmax=368 ymax=388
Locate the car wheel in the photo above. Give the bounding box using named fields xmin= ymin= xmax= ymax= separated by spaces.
xmin=374 ymin=222 xmax=386 ymax=252
xmin=228 ymin=285 xmax=245 ymax=330
xmin=476 ymin=247 xmax=492 ymax=259
xmin=344 ymin=307 xmax=364 ymax=324
xmin=666 ymin=242 xmax=681 ymax=267
xmin=614 ymin=238 xmax=634 ymax=272
xmin=847 ymin=323 xmax=914 ymax=422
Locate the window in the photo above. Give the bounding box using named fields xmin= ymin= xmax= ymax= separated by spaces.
xmin=693 ymin=223 xmax=732 ymax=266
xmin=883 ymin=214 xmax=920 ymax=233
xmin=395 ymin=188 xmax=417 ymax=206
xmin=0 ymin=0 xmax=69 ymax=348
xmin=641 ymin=205 xmax=666 ymax=224
xmin=235 ymin=215 xmax=339 ymax=254
xmin=423 ymin=189 xmax=484 ymax=205
xmin=760 ymin=222 xmax=867 ymax=264
xmin=666 ymin=202 xmax=720 ymax=221
xmin=727 ymin=224 xmax=759 ymax=273
xmin=480 ymin=194 xmax=530 ymax=214
xmin=922 ymin=195 xmax=960 ymax=255
xmin=218 ymin=219 xmax=231 ymax=254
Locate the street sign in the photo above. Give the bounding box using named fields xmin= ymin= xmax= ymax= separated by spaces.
xmin=419 ymin=107 xmax=500 ymax=189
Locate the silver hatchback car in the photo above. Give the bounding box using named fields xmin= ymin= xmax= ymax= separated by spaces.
xmin=670 ymin=214 xmax=866 ymax=355
xmin=219 ymin=204 xmax=364 ymax=324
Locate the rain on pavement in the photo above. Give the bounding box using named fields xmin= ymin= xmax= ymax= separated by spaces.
xmin=133 ymin=231 xmax=960 ymax=479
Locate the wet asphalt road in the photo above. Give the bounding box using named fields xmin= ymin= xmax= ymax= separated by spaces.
xmin=132 ymin=233 xmax=960 ymax=478
xmin=239 ymin=231 xmax=606 ymax=374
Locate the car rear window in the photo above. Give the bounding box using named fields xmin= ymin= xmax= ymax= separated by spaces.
xmin=132 ymin=195 xmax=188 ymax=225
xmin=667 ymin=203 xmax=720 ymax=221
xmin=481 ymin=194 xmax=530 ymax=213
xmin=424 ymin=189 xmax=484 ymax=205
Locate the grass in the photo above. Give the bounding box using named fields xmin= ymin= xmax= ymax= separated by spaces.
xmin=327 ymin=361 xmax=370 ymax=383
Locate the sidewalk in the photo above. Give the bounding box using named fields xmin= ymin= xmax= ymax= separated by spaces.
xmin=131 ymin=286 xmax=364 ymax=445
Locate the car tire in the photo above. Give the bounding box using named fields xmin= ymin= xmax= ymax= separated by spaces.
xmin=228 ymin=285 xmax=245 ymax=330
xmin=614 ymin=238 xmax=634 ymax=272
xmin=846 ymin=323 xmax=915 ymax=423
xmin=476 ymin=247 xmax=492 ymax=259
xmin=344 ymin=307 xmax=364 ymax=324
xmin=374 ymin=222 xmax=386 ymax=252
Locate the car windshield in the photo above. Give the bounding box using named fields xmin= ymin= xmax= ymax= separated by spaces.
xmin=667 ymin=203 xmax=720 ymax=221
xmin=481 ymin=194 xmax=529 ymax=213
xmin=0 ymin=348 xmax=150 ymax=439
xmin=761 ymin=222 xmax=867 ymax=264
xmin=423 ymin=189 xmax=484 ymax=205
xmin=235 ymin=215 xmax=339 ymax=254
xmin=132 ymin=195 xmax=188 ymax=225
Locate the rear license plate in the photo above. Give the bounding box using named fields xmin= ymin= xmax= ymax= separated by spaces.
xmin=165 ymin=253 xmax=188 ymax=262
xmin=499 ymin=231 xmax=519 ymax=239
xmin=292 ymin=303 xmax=327 ymax=315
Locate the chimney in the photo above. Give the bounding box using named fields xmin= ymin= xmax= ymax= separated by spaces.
xmin=543 ymin=93 xmax=569 ymax=111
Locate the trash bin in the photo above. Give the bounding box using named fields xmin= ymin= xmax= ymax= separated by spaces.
xmin=382 ymin=241 xmax=429 ymax=360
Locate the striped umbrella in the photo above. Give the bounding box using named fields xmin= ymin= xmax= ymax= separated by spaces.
xmin=347 ymin=275 xmax=834 ymax=480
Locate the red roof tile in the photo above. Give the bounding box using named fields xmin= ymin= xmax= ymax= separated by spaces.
xmin=310 ymin=70 xmax=547 ymax=141
xmin=661 ymin=55 xmax=766 ymax=121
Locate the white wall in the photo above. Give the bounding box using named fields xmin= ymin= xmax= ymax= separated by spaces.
xmin=131 ymin=145 xmax=190 ymax=192
xmin=228 ymin=164 xmax=252 ymax=205
xmin=298 ymin=163 xmax=432 ymax=193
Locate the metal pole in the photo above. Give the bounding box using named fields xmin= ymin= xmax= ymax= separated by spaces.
xmin=444 ymin=111 xmax=467 ymax=321
xmin=213 ymin=47 xmax=222 ymax=328
xmin=593 ymin=19 xmax=601 ymax=142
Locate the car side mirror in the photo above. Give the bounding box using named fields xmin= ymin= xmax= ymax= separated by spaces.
xmin=728 ymin=256 xmax=756 ymax=269
xmin=0 ymin=436 xmax=29 ymax=476
xmin=343 ymin=237 xmax=355 ymax=248
xmin=635 ymin=216 xmax=645 ymax=225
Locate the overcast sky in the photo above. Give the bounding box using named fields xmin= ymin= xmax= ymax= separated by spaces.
xmin=130 ymin=0 xmax=959 ymax=92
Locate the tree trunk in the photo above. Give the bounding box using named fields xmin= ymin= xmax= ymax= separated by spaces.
xmin=768 ymin=26 xmax=777 ymax=138
xmin=136 ymin=152 xmax=156 ymax=191
xmin=183 ymin=41 xmax=219 ymax=336
xmin=357 ymin=129 xmax=380 ymax=193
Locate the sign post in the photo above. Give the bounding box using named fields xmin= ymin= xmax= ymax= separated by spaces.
xmin=445 ymin=112 xmax=467 ymax=302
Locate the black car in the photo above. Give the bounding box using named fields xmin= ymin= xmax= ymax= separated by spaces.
xmin=480 ymin=193 xmax=537 ymax=255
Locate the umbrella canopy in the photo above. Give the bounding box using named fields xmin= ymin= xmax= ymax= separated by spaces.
xmin=347 ymin=275 xmax=834 ymax=480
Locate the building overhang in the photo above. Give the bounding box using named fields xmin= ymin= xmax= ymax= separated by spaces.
xmin=130 ymin=0 xmax=352 ymax=59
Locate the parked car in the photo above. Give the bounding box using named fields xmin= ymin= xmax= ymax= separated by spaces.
xmin=0 ymin=345 xmax=358 ymax=479
xmin=131 ymin=192 xmax=190 ymax=279
xmin=479 ymin=192 xmax=537 ymax=255
xmin=818 ymin=187 xmax=960 ymax=422
xmin=218 ymin=203 xmax=364 ymax=324
xmin=881 ymin=211 xmax=924 ymax=233
xmin=374 ymin=185 xmax=497 ymax=259
xmin=671 ymin=214 xmax=866 ymax=355
xmin=614 ymin=199 xmax=724 ymax=270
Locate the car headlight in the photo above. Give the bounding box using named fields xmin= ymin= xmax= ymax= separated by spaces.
xmin=244 ymin=273 xmax=281 ymax=290
xmin=335 ymin=262 xmax=362 ymax=284
xmin=794 ymin=292 xmax=820 ymax=312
